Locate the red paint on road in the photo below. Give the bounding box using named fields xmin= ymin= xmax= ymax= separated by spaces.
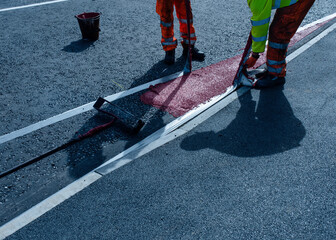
xmin=141 ymin=17 xmax=335 ymax=117
xmin=141 ymin=55 xmax=241 ymax=117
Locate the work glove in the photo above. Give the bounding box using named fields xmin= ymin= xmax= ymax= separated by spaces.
xmin=245 ymin=52 xmax=260 ymax=68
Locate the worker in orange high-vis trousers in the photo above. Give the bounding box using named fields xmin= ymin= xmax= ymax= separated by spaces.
xmin=245 ymin=0 xmax=315 ymax=88
xmin=156 ymin=0 xmax=205 ymax=65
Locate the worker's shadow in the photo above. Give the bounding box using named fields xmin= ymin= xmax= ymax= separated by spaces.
xmin=180 ymin=87 xmax=306 ymax=157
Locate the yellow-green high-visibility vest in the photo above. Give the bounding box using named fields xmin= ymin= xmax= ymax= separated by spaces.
xmin=247 ymin=0 xmax=299 ymax=53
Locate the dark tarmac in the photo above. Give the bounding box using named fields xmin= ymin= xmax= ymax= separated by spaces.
xmin=0 ymin=0 xmax=336 ymax=239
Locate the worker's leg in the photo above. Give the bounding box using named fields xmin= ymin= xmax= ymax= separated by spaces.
xmin=156 ymin=0 xmax=177 ymax=52
xmin=174 ymin=0 xmax=196 ymax=46
xmin=174 ymin=0 xmax=205 ymax=61
xmin=267 ymin=0 xmax=316 ymax=77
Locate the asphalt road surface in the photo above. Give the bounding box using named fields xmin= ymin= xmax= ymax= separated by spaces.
xmin=0 ymin=0 xmax=336 ymax=239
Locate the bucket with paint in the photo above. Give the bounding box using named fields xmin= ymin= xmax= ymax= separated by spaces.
xmin=75 ymin=12 xmax=100 ymax=41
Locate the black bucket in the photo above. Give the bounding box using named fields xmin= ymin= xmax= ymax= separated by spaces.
xmin=75 ymin=12 xmax=100 ymax=41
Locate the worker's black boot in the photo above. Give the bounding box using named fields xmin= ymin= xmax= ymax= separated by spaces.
xmin=253 ymin=73 xmax=286 ymax=89
xmin=164 ymin=49 xmax=175 ymax=65
xmin=182 ymin=44 xmax=205 ymax=62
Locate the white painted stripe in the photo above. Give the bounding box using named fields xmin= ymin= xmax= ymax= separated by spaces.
xmin=0 ymin=103 xmax=93 ymax=145
xmin=0 ymin=0 xmax=68 ymax=12
xmin=0 ymin=172 xmax=101 ymax=240
xmin=298 ymin=12 xmax=336 ymax=32
xmin=287 ymin=22 xmax=336 ymax=63
xmin=0 ymin=71 xmax=183 ymax=145
xmin=95 ymin=129 xmax=187 ymax=174
xmin=0 ymin=18 xmax=335 ymax=240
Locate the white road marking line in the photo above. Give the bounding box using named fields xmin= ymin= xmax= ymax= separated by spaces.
xmin=287 ymin=22 xmax=336 ymax=63
xmin=298 ymin=12 xmax=336 ymax=32
xmin=1 ymin=12 xmax=335 ymax=145
xmin=0 ymin=0 xmax=68 ymax=12
xmin=0 ymin=172 xmax=101 ymax=240
xmin=0 ymin=19 xmax=335 ymax=240
xmin=0 ymin=72 xmax=183 ymax=145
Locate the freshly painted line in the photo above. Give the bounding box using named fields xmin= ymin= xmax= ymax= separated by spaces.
xmin=1 ymin=20 xmax=335 ymax=239
xmin=1 ymin=12 xmax=335 ymax=145
xmin=95 ymin=129 xmax=187 ymax=175
xmin=287 ymin=22 xmax=336 ymax=63
xmin=0 ymin=172 xmax=101 ymax=240
xmin=298 ymin=12 xmax=336 ymax=32
xmin=0 ymin=103 xmax=93 ymax=145
xmin=0 ymin=0 xmax=68 ymax=12
xmin=0 ymin=71 xmax=183 ymax=145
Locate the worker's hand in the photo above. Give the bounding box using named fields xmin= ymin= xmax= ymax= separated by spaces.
xmin=245 ymin=52 xmax=260 ymax=68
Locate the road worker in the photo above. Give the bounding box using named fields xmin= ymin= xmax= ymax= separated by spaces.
xmin=245 ymin=0 xmax=316 ymax=88
xmin=156 ymin=0 xmax=205 ymax=65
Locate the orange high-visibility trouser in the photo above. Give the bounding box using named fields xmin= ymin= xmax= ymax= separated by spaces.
xmin=267 ymin=0 xmax=315 ymax=77
xmin=156 ymin=0 xmax=197 ymax=51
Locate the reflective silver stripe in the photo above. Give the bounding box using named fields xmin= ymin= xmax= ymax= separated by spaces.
xmin=160 ymin=20 xmax=172 ymax=27
xmin=179 ymin=18 xmax=193 ymax=24
xmin=272 ymin=0 xmax=297 ymax=9
xmin=269 ymin=41 xmax=289 ymax=49
xmin=184 ymin=39 xmax=196 ymax=45
xmin=272 ymin=0 xmax=281 ymax=9
xmin=163 ymin=37 xmax=175 ymax=42
xmin=272 ymin=0 xmax=298 ymax=9
xmin=268 ymin=65 xmax=284 ymax=74
xmin=267 ymin=59 xmax=286 ymax=66
xmin=162 ymin=39 xmax=177 ymax=46
xmin=251 ymin=17 xmax=270 ymax=26
xmin=252 ymin=35 xmax=267 ymax=42
xmin=181 ymin=33 xmax=196 ymax=38
xmin=289 ymin=0 xmax=297 ymax=5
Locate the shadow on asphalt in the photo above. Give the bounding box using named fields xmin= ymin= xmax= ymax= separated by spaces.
xmin=129 ymin=55 xmax=186 ymax=89
xmin=65 ymin=56 xmax=187 ymax=178
xmin=122 ymin=55 xmax=187 ymax=150
xmin=180 ymin=86 xmax=306 ymax=157
xmin=62 ymin=39 xmax=95 ymax=53
xmin=65 ymin=114 xmax=119 ymax=178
